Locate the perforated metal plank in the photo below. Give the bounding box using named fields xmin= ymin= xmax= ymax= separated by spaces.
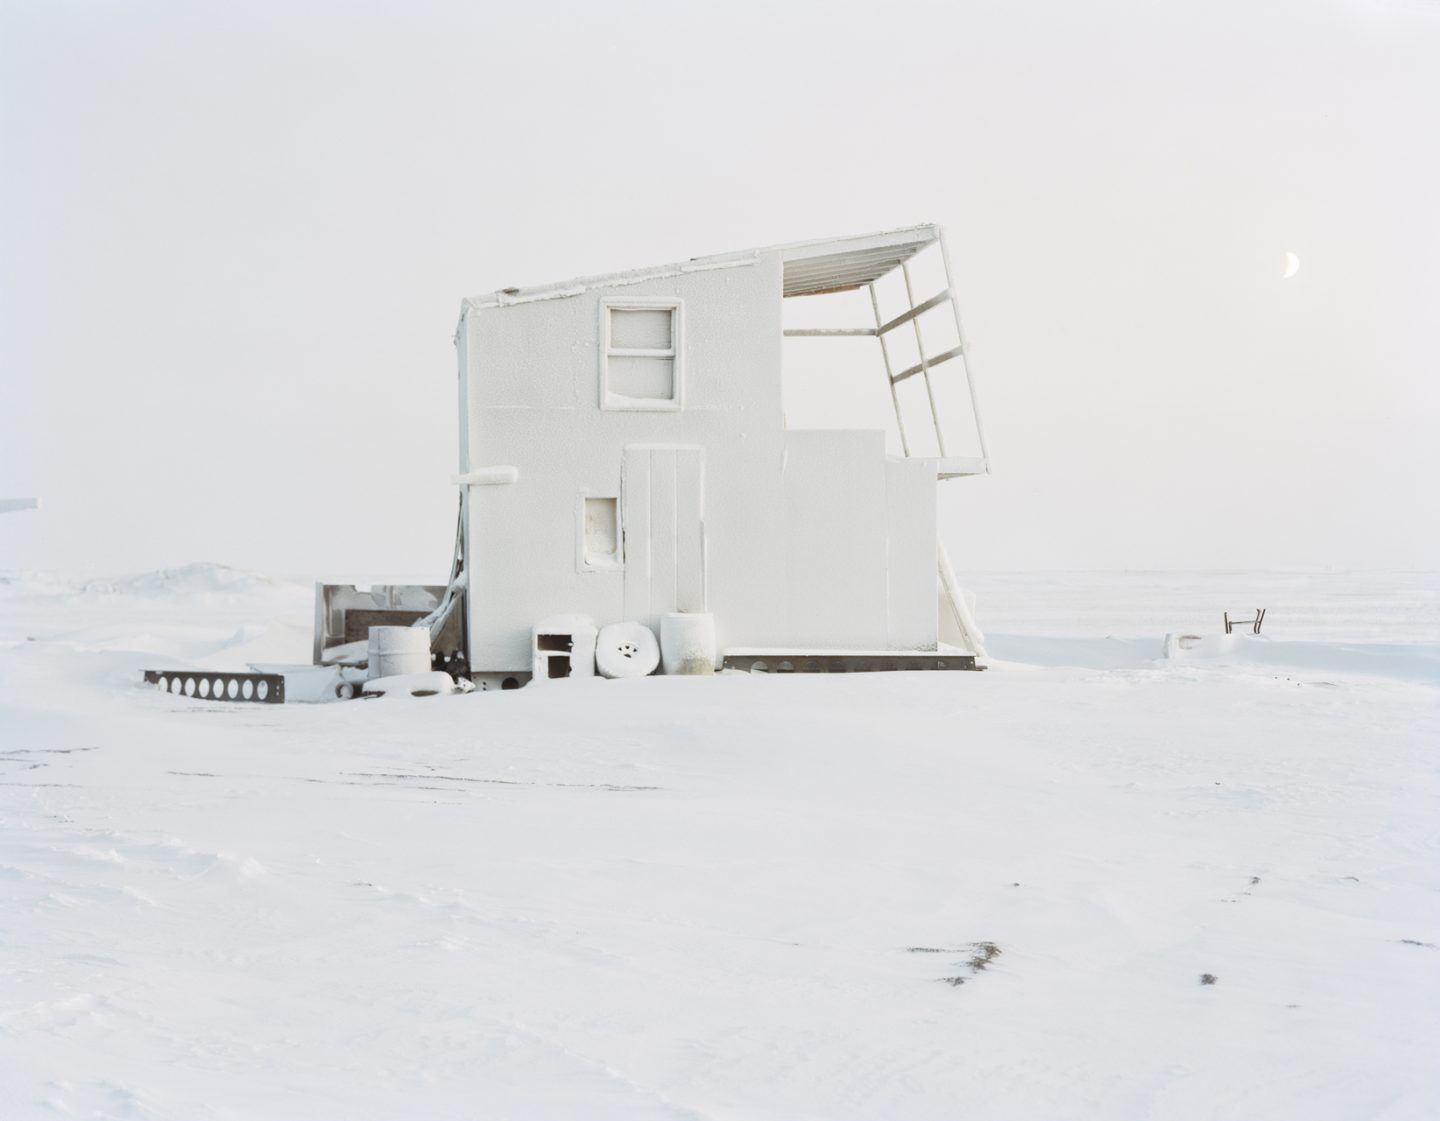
xmin=143 ymin=670 xmax=286 ymax=703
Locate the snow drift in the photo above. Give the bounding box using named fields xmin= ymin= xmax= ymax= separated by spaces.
xmin=1 ymin=568 xmax=1435 ymax=1120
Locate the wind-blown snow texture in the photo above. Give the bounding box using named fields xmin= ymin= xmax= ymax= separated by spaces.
xmin=2 ymin=566 xmax=1437 ymax=1120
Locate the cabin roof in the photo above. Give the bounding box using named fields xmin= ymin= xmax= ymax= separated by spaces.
xmin=463 ymin=223 xmax=941 ymax=311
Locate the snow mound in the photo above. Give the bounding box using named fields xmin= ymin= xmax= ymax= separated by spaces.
xmin=1 ymin=568 xmax=1436 ymax=1119
xmin=80 ymin=562 xmax=278 ymax=598
xmin=988 ymin=632 xmax=1440 ymax=682
xmin=1164 ymin=633 xmax=1440 ymax=683
xmin=2 ymin=563 xmax=285 ymax=601
xmin=0 ymin=570 xmax=89 ymax=597
xmin=986 ymin=635 xmax=1165 ymax=670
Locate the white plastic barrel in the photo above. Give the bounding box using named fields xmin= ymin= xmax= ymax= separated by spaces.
xmin=367 ymin=625 xmax=431 ymax=679
xmin=595 ymin=622 xmax=660 ymax=679
xmin=659 ymin=612 xmax=716 ymax=675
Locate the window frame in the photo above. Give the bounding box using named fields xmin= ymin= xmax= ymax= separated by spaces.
xmin=599 ymin=298 xmax=683 ymax=412
xmin=576 ymin=492 xmax=624 ymax=573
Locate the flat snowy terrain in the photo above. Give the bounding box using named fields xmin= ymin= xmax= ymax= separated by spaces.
xmin=2 ymin=567 xmax=1436 ymax=1120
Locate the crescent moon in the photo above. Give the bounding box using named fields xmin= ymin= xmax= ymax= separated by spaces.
xmin=1283 ymin=251 xmax=1300 ymax=279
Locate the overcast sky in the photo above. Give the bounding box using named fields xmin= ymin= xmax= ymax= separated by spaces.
xmin=2 ymin=0 xmax=1437 ymax=577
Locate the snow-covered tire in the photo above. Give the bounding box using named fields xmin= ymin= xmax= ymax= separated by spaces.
xmin=595 ymin=622 xmax=660 ymax=679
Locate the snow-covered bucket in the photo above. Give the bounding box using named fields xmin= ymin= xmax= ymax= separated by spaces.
xmin=367 ymin=626 xmax=431 ymax=679
xmin=660 ymin=612 xmax=716 ymax=675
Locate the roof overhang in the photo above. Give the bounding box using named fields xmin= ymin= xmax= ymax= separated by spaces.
xmin=463 ymin=224 xmax=941 ymax=312
xmin=775 ymin=224 xmax=940 ymax=297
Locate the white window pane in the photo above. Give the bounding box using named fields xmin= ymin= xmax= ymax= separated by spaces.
xmin=610 ymin=307 xmax=672 ymax=350
xmin=584 ymin=497 xmax=619 ymax=564
xmin=608 ymin=355 xmax=674 ymax=402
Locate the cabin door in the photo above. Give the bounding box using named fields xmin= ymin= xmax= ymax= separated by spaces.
xmin=622 ymin=445 xmax=705 ymax=626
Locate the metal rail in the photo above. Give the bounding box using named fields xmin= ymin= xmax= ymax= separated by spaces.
xmin=781 ymin=228 xmax=990 ymax=476
xmin=868 ymin=281 xmax=911 ymax=456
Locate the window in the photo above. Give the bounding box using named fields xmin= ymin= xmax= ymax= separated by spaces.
xmin=601 ymin=300 xmax=681 ymax=410
xmin=580 ymin=496 xmax=621 ymax=569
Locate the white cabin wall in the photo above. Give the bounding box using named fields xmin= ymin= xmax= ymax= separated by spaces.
xmin=460 ymin=251 xmax=941 ymax=672
xmin=463 ymin=255 xmax=791 ymax=672
xmin=454 ymin=321 xmax=470 ymax=474
xmin=885 ymin=457 xmax=939 ymax=650
xmin=780 ymin=430 xmax=889 ymax=649
xmin=466 ymin=473 xmax=626 ymax=671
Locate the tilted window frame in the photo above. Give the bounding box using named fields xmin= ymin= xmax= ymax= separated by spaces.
xmin=599 ymin=298 xmax=683 ymax=412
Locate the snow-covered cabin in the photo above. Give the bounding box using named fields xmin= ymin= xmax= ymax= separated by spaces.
xmin=454 ymin=224 xmax=991 ymax=683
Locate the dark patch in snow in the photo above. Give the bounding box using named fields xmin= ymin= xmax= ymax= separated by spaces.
xmin=304 ymin=778 xmax=480 ymax=794
xmin=340 ymin=771 xmax=662 ymax=792
xmin=1398 ymin=939 xmax=1436 ymax=949
xmin=925 ymin=941 xmax=1001 ymax=986
xmin=1249 ymin=876 xmax=1261 ymax=885
xmin=1200 ymin=973 xmax=1218 ymax=985
xmin=348 ymin=771 xmax=523 ymax=786
xmin=0 ymin=746 xmax=99 ymax=755
xmin=168 ymin=771 xmax=218 ymax=777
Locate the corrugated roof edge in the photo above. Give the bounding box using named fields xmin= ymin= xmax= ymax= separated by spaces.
xmin=460 ymin=223 xmax=940 ymax=314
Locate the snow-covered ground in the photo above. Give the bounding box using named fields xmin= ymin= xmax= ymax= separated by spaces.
xmin=2 ymin=566 xmax=1436 ymax=1120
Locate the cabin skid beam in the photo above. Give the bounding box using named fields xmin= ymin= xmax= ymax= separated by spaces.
xmin=722 ymin=651 xmax=981 ymax=673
